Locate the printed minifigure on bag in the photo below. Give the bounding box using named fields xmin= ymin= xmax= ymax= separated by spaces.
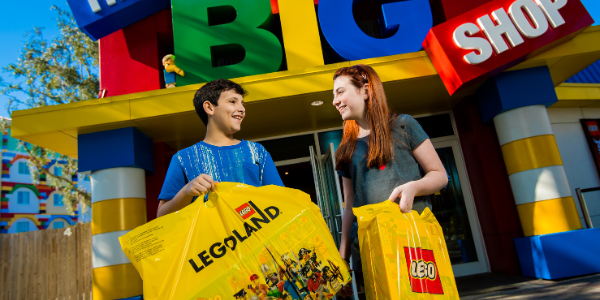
xmin=162 ymin=54 xmax=185 ymax=88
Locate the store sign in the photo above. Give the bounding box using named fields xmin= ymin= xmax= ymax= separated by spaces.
xmin=581 ymin=119 xmax=600 ymax=176
xmin=423 ymin=0 xmax=594 ymax=95
xmin=68 ymin=0 xmax=594 ymax=87
xmin=317 ymin=0 xmax=433 ymax=61
xmin=67 ymin=0 xmax=170 ymax=40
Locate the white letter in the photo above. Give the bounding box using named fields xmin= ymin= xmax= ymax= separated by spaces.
xmin=88 ymin=0 xmax=101 ymax=12
xmin=106 ymin=0 xmax=117 ymax=6
xmin=477 ymin=8 xmax=525 ymax=54
xmin=535 ymin=0 xmax=568 ymax=28
xmin=411 ymin=261 xmax=418 ymax=277
xmin=453 ymin=23 xmax=494 ymax=65
xmin=427 ymin=263 xmax=436 ymax=280
xmin=417 ymin=261 xmax=426 ymax=278
xmin=509 ymin=0 xmax=549 ymax=38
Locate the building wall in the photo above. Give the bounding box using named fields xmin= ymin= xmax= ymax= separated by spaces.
xmin=547 ymin=108 xmax=600 ymax=228
xmin=0 ymin=129 xmax=85 ymax=234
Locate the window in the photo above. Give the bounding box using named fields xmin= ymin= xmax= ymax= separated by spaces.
xmin=54 ymin=167 xmax=62 ymax=177
xmin=16 ymin=222 xmax=29 ymax=233
xmin=17 ymin=191 xmax=29 ymax=205
xmin=54 ymin=194 xmax=64 ymax=207
xmin=18 ymin=162 xmax=29 ymax=175
xmin=53 ymin=222 xmax=64 ymax=229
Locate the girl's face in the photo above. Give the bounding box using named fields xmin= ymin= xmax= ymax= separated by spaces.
xmin=332 ymin=75 xmax=368 ymax=121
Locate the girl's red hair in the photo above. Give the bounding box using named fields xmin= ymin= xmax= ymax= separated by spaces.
xmin=334 ymin=64 xmax=394 ymax=170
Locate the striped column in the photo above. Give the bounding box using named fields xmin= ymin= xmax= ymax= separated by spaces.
xmin=494 ymin=105 xmax=582 ymax=236
xmin=91 ymin=167 xmax=146 ymax=299
xmin=79 ymin=127 xmax=153 ymax=300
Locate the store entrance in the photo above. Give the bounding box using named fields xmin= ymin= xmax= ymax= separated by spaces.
xmin=261 ymin=113 xmax=489 ymax=277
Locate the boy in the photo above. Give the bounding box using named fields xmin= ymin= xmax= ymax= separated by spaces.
xmin=157 ymin=79 xmax=283 ymax=217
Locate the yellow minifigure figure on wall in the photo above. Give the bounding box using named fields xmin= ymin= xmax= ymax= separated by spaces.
xmin=162 ymin=54 xmax=185 ymax=88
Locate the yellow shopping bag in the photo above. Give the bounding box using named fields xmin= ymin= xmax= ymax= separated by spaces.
xmin=119 ymin=182 xmax=351 ymax=300
xmin=354 ymin=201 xmax=460 ymax=300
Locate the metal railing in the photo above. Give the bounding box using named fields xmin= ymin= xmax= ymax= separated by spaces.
xmin=575 ymin=187 xmax=598 ymax=228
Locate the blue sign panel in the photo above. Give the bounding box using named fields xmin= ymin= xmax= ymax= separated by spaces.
xmin=67 ymin=0 xmax=171 ymax=40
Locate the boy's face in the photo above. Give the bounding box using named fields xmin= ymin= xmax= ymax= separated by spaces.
xmin=205 ymin=90 xmax=245 ymax=134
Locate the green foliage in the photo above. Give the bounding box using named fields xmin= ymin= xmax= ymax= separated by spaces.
xmin=0 ymin=6 xmax=97 ymax=215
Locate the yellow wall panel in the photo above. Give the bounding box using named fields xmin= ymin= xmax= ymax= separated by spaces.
xmin=91 ymin=198 xmax=147 ymax=235
xmin=279 ymin=0 xmax=324 ymax=70
xmin=11 ymin=100 xmax=131 ymax=137
xmin=517 ymin=197 xmax=582 ymax=236
xmin=93 ymin=263 xmax=142 ymax=300
xmin=501 ymin=135 xmax=563 ymax=175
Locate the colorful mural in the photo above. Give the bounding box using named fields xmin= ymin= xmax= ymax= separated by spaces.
xmin=0 ymin=129 xmax=90 ymax=234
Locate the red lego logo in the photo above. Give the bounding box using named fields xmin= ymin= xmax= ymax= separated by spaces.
xmin=586 ymin=121 xmax=600 ymax=137
xmin=404 ymin=247 xmax=444 ymax=295
xmin=236 ymin=203 xmax=255 ymax=220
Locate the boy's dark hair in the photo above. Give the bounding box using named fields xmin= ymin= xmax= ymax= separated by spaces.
xmin=193 ymin=79 xmax=248 ymax=125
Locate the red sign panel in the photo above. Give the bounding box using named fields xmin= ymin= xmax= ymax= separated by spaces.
xmin=581 ymin=119 xmax=600 ymax=175
xmin=423 ymin=0 xmax=594 ymax=95
xmin=404 ymin=247 xmax=444 ymax=294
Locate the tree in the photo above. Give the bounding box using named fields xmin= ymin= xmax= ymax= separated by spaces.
xmin=0 ymin=6 xmax=98 ymax=215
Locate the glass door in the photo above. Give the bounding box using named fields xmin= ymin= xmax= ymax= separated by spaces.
xmin=432 ymin=139 xmax=488 ymax=276
xmin=310 ymin=143 xmax=360 ymax=300
xmin=309 ymin=144 xmax=344 ymax=248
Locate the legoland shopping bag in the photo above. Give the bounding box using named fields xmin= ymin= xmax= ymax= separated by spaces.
xmin=119 ymin=182 xmax=350 ymax=300
xmin=354 ymin=201 xmax=460 ymax=300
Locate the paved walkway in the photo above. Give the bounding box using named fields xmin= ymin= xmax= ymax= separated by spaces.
xmin=458 ymin=273 xmax=600 ymax=299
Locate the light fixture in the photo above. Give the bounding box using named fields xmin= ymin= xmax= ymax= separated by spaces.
xmin=310 ymin=100 xmax=324 ymax=106
xmin=285 ymin=172 xmax=289 ymax=175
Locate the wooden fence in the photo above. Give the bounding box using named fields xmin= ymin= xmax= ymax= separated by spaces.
xmin=0 ymin=223 xmax=93 ymax=300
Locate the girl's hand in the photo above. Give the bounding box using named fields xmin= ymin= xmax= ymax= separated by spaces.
xmin=388 ymin=181 xmax=417 ymax=213
xmin=338 ymin=282 xmax=354 ymax=298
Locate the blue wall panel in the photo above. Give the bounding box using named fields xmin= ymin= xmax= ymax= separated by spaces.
xmin=78 ymin=127 xmax=153 ymax=173
xmin=477 ymin=66 xmax=559 ymax=123
xmin=566 ymin=59 xmax=600 ymax=84
xmin=67 ymin=0 xmax=170 ymax=40
xmin=514 ymin=228 xmax=600 ymax=279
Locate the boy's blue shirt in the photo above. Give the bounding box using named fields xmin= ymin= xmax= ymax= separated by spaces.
xmin=158 ymin=140 xmax=284 ymax=201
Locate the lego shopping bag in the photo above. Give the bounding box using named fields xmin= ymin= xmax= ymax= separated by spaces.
xmin=119 ymin=182 xmax=351 ymax=300
xmin=354 ymin=201 xmax=460 ymax=300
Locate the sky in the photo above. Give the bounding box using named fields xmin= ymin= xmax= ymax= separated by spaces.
xmin=0 ymin=0 xmax=598 ymax=119
xmin=0 ymin=1 xmax=69 ymax=119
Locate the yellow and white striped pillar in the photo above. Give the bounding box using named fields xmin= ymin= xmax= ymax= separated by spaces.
xmin=494 ymin=105 xmax=582 ymax=236
xmin=79 ymin=127 xmax=153 ymax=299
xmin=91 ymin=167 xmax=146 ymax=299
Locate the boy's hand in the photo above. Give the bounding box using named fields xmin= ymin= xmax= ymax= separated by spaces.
xmin=185 ymin=174 xmax=217 ymax=196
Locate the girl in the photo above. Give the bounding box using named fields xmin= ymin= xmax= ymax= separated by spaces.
xmin=332 ymin=64 xmax=448 ymax=298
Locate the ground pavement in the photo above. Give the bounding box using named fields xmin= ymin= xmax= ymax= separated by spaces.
xmin=457 ymin=273 xmax=600 ymax=299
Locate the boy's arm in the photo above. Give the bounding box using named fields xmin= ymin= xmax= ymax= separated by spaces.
xmin=157 ymin=174 xmax=216 ymax=217
xmin=156 ymin=156 xmax=216 ymax=217
xmin=261 ymin=152 xmax=284 ymax=187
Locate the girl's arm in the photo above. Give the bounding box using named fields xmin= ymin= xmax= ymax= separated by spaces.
xmin=339 ymin=176 xmax=355 ymax=260
xmin=389 ymin=139 xmax=448 ymax=212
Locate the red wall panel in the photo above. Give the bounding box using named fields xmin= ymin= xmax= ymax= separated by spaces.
xmin=99 ymin=9 xmax=173 ymax=97
xmin=453 ymin=97 xmax=523 ymax=275
xmin=437 ymin=0 xmax=492 ymax=21
xmin=145 ymin=142 xmax=176 ymax=222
